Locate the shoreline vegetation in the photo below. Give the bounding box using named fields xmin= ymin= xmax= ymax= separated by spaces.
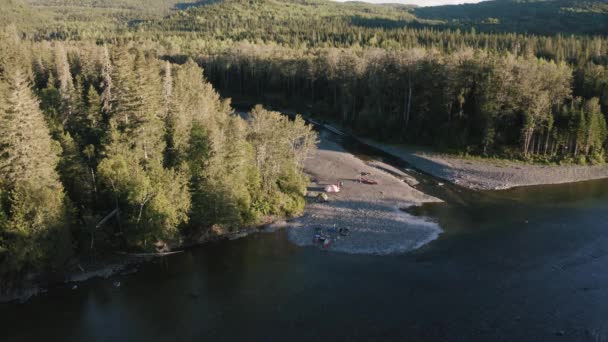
xmin=0 ymin=218 xmax=286 ymax=304
xmin=0 ymin=35 xmax=319 ymax=300
xmin=1 ymin=127 xmax=445 ymax=304
xmin=279 ymin=109 xmax=608 ymax=190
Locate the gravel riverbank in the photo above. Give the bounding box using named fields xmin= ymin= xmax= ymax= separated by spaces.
xmin=286 ymin=135 xmax=442 ymax=255
xmin=360 ymin=139 xmax=608 ymax=190
xmin=299 ymin=114 xmax=608 ymax=190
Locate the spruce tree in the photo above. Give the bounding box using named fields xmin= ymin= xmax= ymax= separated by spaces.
xmin=84 ymin=85 xmax=103 ymax=148
xmin=168 ymin=59 xmax=258 ymax=228
xmin=247 ymin=105 xmax=317 ymax=216
xmin=108 ymin=46 xmax=138 ymax=134
xmin=54 ymin=43 xmax=76 ymax=126
xmin=100 ymin=46 xmax=113 ymax=119
xmin=97 ymin=51 xmax=190 ymax=248
xmin=0 ymin=69 xmax=71 ymax=275
xmin=133 ymin=51 xmax=164 ymax=162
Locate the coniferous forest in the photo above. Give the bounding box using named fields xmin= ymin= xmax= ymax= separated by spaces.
xmin=0 ymin=12 xmax=318 ymax=284
xmin=1 ymin=0 xmax=608 ymax=285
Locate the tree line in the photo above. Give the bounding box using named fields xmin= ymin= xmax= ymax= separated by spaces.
xmin=195 ymin=43 xmax=607 ymax=162
xmin=21 ymin=0 xmax=608 ymax=67
xmin=0 ymin=31 xmax=317 ymax=285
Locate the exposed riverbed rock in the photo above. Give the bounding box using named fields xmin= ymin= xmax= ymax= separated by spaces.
xmin=367 ymin=160 xmax=420 ymax=186
xmin=361 ymin=138 xmax=608 ymax=190
xmin=287 ymin=136 xmax=442 ymax=255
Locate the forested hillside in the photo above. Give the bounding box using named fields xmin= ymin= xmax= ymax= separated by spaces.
xmin=415 ymin=0 xmax=608 ymax=35
xmin=141 ymin=0 xmax=608 ymax=162
xmin=1 ymin=0 xmax=41 ymax=28
xmin=27 ymin=0 xmax=201 ymax=15
xmin=1 ymin=0 xmax=608 ymax=286
xmin=144 ymin=0 xmax=422 ymax=45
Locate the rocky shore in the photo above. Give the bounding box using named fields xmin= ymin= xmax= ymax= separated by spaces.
xmin=286 ymin=135 xmax=443 ymax=255
xmin=361 ymin=138 xmax=608 ymax=190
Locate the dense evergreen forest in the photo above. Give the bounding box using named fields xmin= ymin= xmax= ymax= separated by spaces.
xmin=0 ymin=25 xmax=317 ymax=285
xmin=148 ymin=0 xmax=608 ymax=161
xmin=416 ymin=0 xmax=608 ymax=35
xmin=1 ymin=0 xmax=608 ymax=286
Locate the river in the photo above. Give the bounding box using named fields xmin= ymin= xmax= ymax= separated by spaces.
xmin=2 ymin=131 xmax=608 ymax=341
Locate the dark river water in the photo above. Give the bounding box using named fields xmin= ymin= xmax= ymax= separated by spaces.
xmin=2 ymin=132 xmax=608 ymax=342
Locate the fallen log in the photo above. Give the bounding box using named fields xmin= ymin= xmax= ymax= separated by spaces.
xmin=115 ymin=251 xmax=183 ymax=257
xmin=96 ymin=208 xmax=120 ymax=229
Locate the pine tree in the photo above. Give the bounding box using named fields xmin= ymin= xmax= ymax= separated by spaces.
xmin=54 ymin=43 xmax=76 ymax=126
xmin=0 ymin=70 xmax=62 ymax=186
xmin=132 ymin=51 xmax=164 ymax=162
xmin=84 ymin=85 xmax=103 ymax=148
xmin=168 ymin=59 xmax=223 ymax=164
xmin=584 ymin=97 xmax=607 ymax=160
xmin=97 ymin=52 xmax=190 ymax=248
xmin=575 ymin=100 xmax=587 ymax=157
xmin=64 ymin=75 xmax=87 ymax=141
xmin=57 ymin=132 xmax=93 ymax=210
xmin=100 ymin=46 xmax=113 ymax=119
xmin=39 ymin=73 xmax=62 ymax=131
xmin=0 ymin=69 xmax=71 ymax=275
xmin=247 ymin=105 xmax=317 ymax=216
xmin=108 ymin=46 xmax=138 ymax=134
xmin=162 ymin=60 xmax=173 ymax=119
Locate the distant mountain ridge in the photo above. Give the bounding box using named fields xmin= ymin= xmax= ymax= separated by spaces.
xmin=414 ymin=0 xmax=608 ymax=35
xmin=143 ymin=0 xmax=424 ymax=39
xmin=146 ymin=0 xmax=608 ymax=37
xmin=17 ymin=0 xmax=608 ymax=36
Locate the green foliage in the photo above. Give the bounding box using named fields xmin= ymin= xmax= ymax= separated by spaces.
xmin=187 ymin=119 xmax=258 ymax=230
xmin=97 ymin=148 xmax=191 ymax=247
xmin=0 ymin=0 xmax=40 ymax=30
xmin=0 ymin=181 xmax=72 ymax=275
xmin=415 ymin=0 xmax=608 ymax=36
xmin=1 ymin=36 xmax=320 ymax=275
xmin=248 ymin=105 xmax=317 ymax=216
xmin=95 ymin=49 xmax=192 ymax=248
xmin=201 ymin=45 xmax=606 ymax=162
xmin=274 ymin=167 xmax=308 ymax=215
xmin=57 ymin=132 xmax=95 ymax=209
xmin=146 ymin=0 xmax=418 ymax=45
xmin=0 ymin=70 xmax=72 ymax=277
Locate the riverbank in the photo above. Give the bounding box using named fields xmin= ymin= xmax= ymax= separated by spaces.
xmin=0 ymin=221 xmax=282 ymax=304
xmin=0 ymin=117 xmax=449 ymax=303
xmin=303 ymin=113 xmax=608 ymax=190
xmin=273 ymin=108 xmax=608 ymax=190
xmin=360 ymin=138 xmax=608 ymax=190
xmin=286 ymin=135 xmax=442 ymax=254
xmin=0 ymin=256 xmax=143 ymax=304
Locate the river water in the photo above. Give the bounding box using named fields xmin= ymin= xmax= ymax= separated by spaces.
xmin=2 ymin=133 xmax=608 ymax=341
